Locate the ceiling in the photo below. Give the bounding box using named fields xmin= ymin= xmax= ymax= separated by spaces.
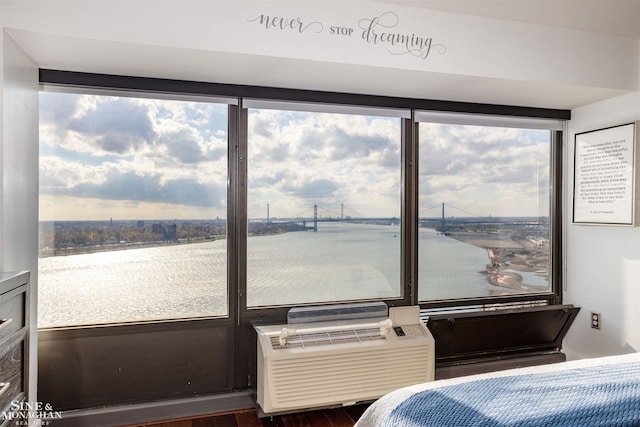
xmin=8 ymin=0 xmax=640 ymax=111
xmin=379 ymin=0 xmax=640 ymax=38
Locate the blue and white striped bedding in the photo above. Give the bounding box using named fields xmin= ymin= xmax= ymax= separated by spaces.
xmin=355 ymin=353 xmax=640 ymax=427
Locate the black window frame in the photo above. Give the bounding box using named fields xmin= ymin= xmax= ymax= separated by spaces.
xmin=37 ymin=69 xmax=568 ymax=411
xmin=412 ymin=119 xmax=563 ymax=309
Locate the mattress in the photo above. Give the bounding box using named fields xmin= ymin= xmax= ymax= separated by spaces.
xmin=355 ymin=352 xmax=640 ymax=426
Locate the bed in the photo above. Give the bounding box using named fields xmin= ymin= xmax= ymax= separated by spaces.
xmin=355 ymin=352 xmax=640 ymax=426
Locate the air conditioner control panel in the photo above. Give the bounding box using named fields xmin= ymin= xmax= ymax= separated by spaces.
xmin=389 ymin=306 xmax=429 ymax=339
xmin=393 ymin=324 xmax=426 ymax=337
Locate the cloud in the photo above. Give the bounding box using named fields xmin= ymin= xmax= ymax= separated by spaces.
xmin=330 ymin=132 xmax=395 ymax=161
xmin=265 ymin=143 xmax=291 ymax=162
xmin=40 ymin=92 xmax=233 ymax=219
xmin=40 ymin=91 xmax=549 ymax=220
xmin=39 ymin=155 xmax=107 ymax=191
xmin=418 ymin=123 xmax=550 ymax=216
xmin=246 ymin=110 xmax=402 ymax=218
xmin=281 ymin=178 xmax=340 ymax=199
xmin=51 ymin=169 xmax=226 ymax=209
xmin=69 ymin=97 xmax=155 ymax=154
xmin=157 ymin=178 xmax=227 ymax=208
xmin=297 ymin=126 xmax=395 ymax=162
xmin=157 ymin=129 xmax=206 ymax=164
xmin=251 ymin=170 xmax=294 ymax=187
xmin=40 ymin=91 xmax=79 ymax=124
xmin=250 ymin=113 xmax=275 ymax=139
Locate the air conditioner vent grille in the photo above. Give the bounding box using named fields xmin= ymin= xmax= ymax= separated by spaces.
xmin=270 ymin=327 xmax=384 ymax=349
xmin=268 ymin=345 xmax=432 ymax=407
xmin=256 ymin=307 xmax=435 ymax=415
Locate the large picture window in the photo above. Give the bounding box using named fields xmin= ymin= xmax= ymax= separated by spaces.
xmin=38 ymin=88 xmax=563 ymax=327
xmin=36 ymin=71 xmax=568 ymax=411
xmin=416 ymin=114 xmax=560 ymax=301
xmin=38 ymin=90 xmax=230 ymax=327
xmin=245 ymin=103 xmax=405 ymax=307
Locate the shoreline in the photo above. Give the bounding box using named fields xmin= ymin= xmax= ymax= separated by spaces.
xmin=39 ymin=235 xmax=227 ymax=258
xmin=446 ymin=230 xmax=549 ymax=293
xmin=40 ymin=221 xmax=311 ymax=258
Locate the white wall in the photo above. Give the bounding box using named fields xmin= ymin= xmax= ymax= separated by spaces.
xmin=2 ymin=1 xmax=637 ymax=109
xmin=563 ymin=90 xmax=640 ymax=359
xmin=1 ymin=28 xmax=39 ymax=403
xmin=5 ymin=0 xmax=636 ymax=89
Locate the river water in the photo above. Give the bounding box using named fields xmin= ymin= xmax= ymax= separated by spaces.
xmin=38 ymin=222 xmax=537 ymax=327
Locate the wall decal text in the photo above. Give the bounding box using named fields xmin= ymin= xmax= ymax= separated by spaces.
xmin=247 ymin=11 xmax=446 ymax=60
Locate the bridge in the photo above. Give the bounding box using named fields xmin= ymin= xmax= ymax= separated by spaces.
xmin=420 ymin=203 xmax=547 ymax=234
xmin=251 ymin=202 xmax=543 ymax=233
xmin=252 ymin=203 xmax=399 ymax=232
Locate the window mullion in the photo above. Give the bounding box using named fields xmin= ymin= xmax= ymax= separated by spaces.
xmin=402 ymin=115 xmax=418 ymax=305
xmin=551 ymin=129 xmax=564 ymax=304
xmin=235 ymin=105 xmax=249 ymax=322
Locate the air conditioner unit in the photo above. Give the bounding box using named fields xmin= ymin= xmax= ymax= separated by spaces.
xmin=255 ymin=304 xmax=434 ymax=415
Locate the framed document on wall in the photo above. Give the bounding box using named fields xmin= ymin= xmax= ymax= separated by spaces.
xmin=573 ymin=122 xmax=639 ymax=225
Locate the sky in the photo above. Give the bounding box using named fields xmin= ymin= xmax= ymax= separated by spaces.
xmin=247 ymin=109 xmax=401 ymax=220
xmin=39 ymin=92 xmax=229 ymax=221
xmin=419 ymin=123 xmax=550 ymax=218
xmin=39 ymin=91 xmax=550 ymax=222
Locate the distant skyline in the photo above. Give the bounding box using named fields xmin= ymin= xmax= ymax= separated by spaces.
xmin=39 ymin=91 xmax=550 ymax=221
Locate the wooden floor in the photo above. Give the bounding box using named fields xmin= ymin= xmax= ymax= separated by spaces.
xmin=133 ymin=405 xmax=369 ymax=427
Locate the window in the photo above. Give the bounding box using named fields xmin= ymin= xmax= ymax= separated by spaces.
xmin=38 ymin=90 xmax=230 ymax=327
xmin=416 ymin=113 xmax=560 ymax=302
xmin=36 ymin=71 xmax=568 ymax=412
xmin=38 ymin=87 xmax=563 ymax=327
xmin=245 ymin=102 xmax=405 ymax=307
